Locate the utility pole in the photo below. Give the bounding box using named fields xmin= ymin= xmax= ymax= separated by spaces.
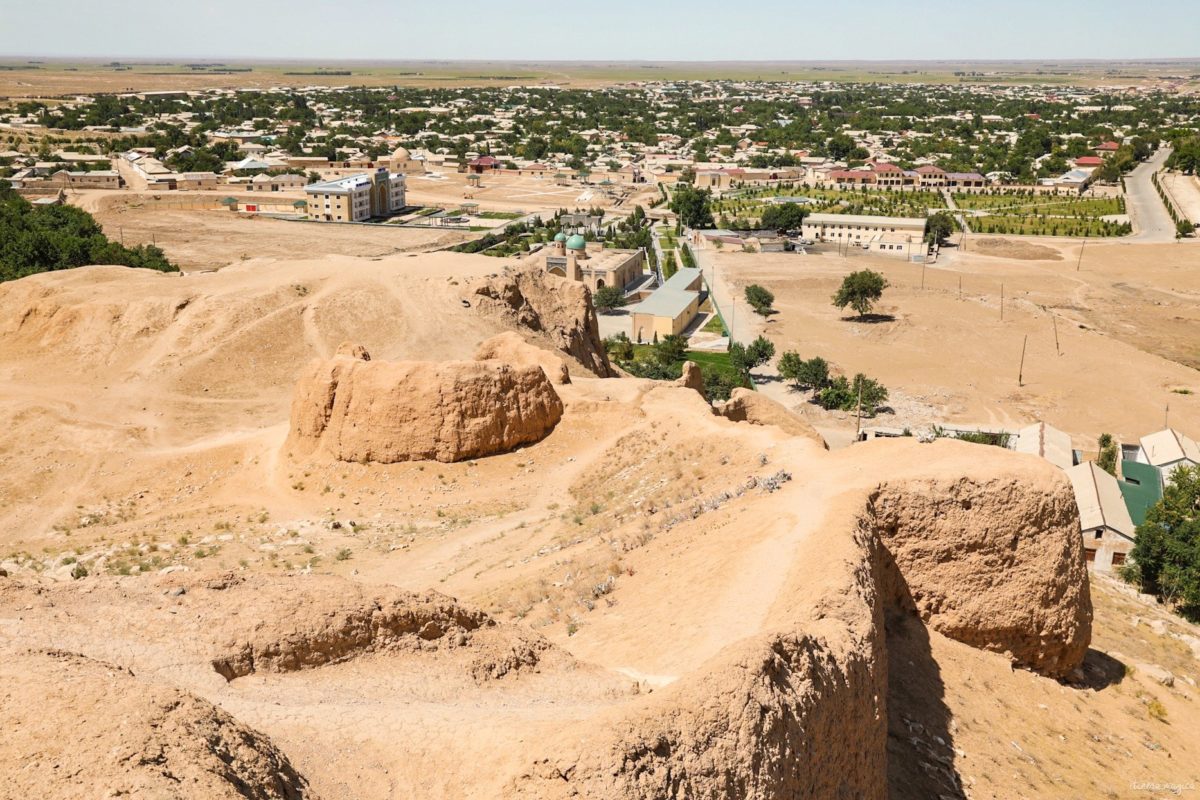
xmin=1000 ymin=283 xmax=1004 ymax=321
xmin=855 ymin=378 xmax=864 ymax=440
xmin=921 ymin=261 xmax=926 ymax=290
xmin=1018 ymin=334 xmax=1028 ymax=386
xmin=1076 ymin=239 xmax=1086 ymax=272
xmin=1052 ymin=313 xmax=1061 ymax=356
xmin=1165 ymin=403 xmax=1170 ymax=429
xmin=958 ymin=275 xmax=963 ymax=300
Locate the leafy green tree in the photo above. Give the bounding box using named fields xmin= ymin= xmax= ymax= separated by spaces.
xmin=654 ymin=334 xmax=688 ymax=366
xmin=816 ymin=373 xmax=889 ymax=416
xmin=1177 ymin=220 xmax=1194 ymax=239
xmin=593 ymin=285 xmax=626 ymax=313
xmin=728 ymin=342 xmax=751 ymax=375
xmin=703 ymin=370 xmax=747 ymax=402
xmin=777 ymin=351 xmax=804 ymax=387
xmin=745 ymin=335 xmax=775 ymax=368
xmin=826 ymin=133 xmax=857 ymax=161
xmin=760 ymin=202 xmax=807 ymax=232
xmin=924 ymin=211 xmax=956 ymax=245
xmin=778 ymin=353 xmax=831 ymax=390
xmin=604 ymin=332 xmax=634 ymax=361
xmin=0 ymin=185 xmax=175 ymax=282
xmin=744 ymin=284 xmax=775 ymax=315
xmin=1129 ymin=465 xmax=1200 ymax=619
xmin=832 ymin=270 xmax=889 ymax=318
xmin=669 ymin=184 xmax=714 ymax=229
xmin=1096 ymin=433 xmax=1119 ymax=476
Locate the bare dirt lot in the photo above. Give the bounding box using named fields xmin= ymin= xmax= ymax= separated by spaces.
xmin=708 ymin=236 xmax=1200 ymax=448
xmin=404 ymin=170 xmax=639 ymax=215
xmin=76 ymin=192 xmax=469 ymax=270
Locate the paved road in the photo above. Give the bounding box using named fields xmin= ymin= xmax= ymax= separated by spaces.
xmin=1125 ymin=147 xmax=1177 ymax=242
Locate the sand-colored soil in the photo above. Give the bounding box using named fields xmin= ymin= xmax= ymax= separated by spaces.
xmin=74 ymin=192 xmax=468 ymax=270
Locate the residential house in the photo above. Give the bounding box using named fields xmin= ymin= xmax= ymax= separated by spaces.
xmin=1066 ymin=462 xmax=1136 ymax=570
xmin=1129 ymin=428 xmax=1200 ymax=488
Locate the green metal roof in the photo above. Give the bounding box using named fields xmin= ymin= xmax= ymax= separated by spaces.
xmin=1119 ymin=460 xmax=1162 ymax=527
xmin=565 ymin=234 xmax=587 ymax=250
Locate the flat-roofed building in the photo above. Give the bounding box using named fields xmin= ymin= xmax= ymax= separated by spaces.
xmin=1066 ymin=462 xmax=1136 ymax=570
xmin=304 ymin=168 xmax=406 ymax=222
xmin=627 ymin=267 xmax=704 ymax=341
xmin=176 ymin=171 xmax=221 ymax=190
xmin=45 ymin=169 xmax=121 ymax=189
xmin=801 ymin=213 xmax=927 ymax=245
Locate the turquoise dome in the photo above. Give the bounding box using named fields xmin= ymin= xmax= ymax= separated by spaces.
xmin=554 ymin=232 xmax=568 ymax=242
xmin=565 ymin=234 xmax=587 ymax=250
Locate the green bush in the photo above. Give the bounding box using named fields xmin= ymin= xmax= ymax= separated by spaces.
xmin=744 ymin=284 xmax=775 ymax=315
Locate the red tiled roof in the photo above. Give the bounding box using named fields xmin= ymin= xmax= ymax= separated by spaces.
xmin=1074 ymin=156 xmax=1104 ymax=166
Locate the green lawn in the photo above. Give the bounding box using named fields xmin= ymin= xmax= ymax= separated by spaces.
xmin=629 ymin=345 xmax=739 ymax=379
xmin=702 ymin=313 xmax=728 ymax=335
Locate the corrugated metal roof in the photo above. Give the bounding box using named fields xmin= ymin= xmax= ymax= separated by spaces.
xmin=1140 ymin=428 xmax=1200 ymax=467
xmin=1066 ymin=462 xmax=1135 ymax=539
xmin=1118 ymin=461 xmax=1162 ymax=527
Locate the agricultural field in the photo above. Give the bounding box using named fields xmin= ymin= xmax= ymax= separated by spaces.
xmin=713 ymin=186 xmax=946 ymax=226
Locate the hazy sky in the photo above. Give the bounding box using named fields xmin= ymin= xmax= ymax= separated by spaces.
xmin=0 ymin=0 xmax=1197 ymax=61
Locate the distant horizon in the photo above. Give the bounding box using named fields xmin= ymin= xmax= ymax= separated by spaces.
xmin=1 ymin=0 xmax=1197 ymax=62
xmin=3 ymin=56 xmax=1200 ymax=65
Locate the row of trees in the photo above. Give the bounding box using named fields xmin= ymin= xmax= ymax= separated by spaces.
xmin=777 ymin=351 xmax=889 ymax=416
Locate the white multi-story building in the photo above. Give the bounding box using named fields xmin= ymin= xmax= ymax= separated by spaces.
xmin=304 ymin=167 xmax=406 ymax=222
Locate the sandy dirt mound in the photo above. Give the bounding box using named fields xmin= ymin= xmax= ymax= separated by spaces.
xmin=287 ymin=346 xmax=563 ymax=463
xmin=474 ymin=331 xmax=571 ymax=385
xmin=716 ymin=387 xmax=828 ymax=448
xmin=969 ymin=236 xmax=1064 ymax=261
xmin=207 ymin=576 xmax=549 ymax=682
xmin=868 ymin=474 xmax=1092 ymax=678
xmin=0 ymin=650 xmax=312 ymax=800
xmin=465 ymin=267 xmax=613 ymax=377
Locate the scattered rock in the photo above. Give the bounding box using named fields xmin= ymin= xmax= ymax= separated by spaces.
xmin=1136 ymin=663 xmax=1175 ymax=687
